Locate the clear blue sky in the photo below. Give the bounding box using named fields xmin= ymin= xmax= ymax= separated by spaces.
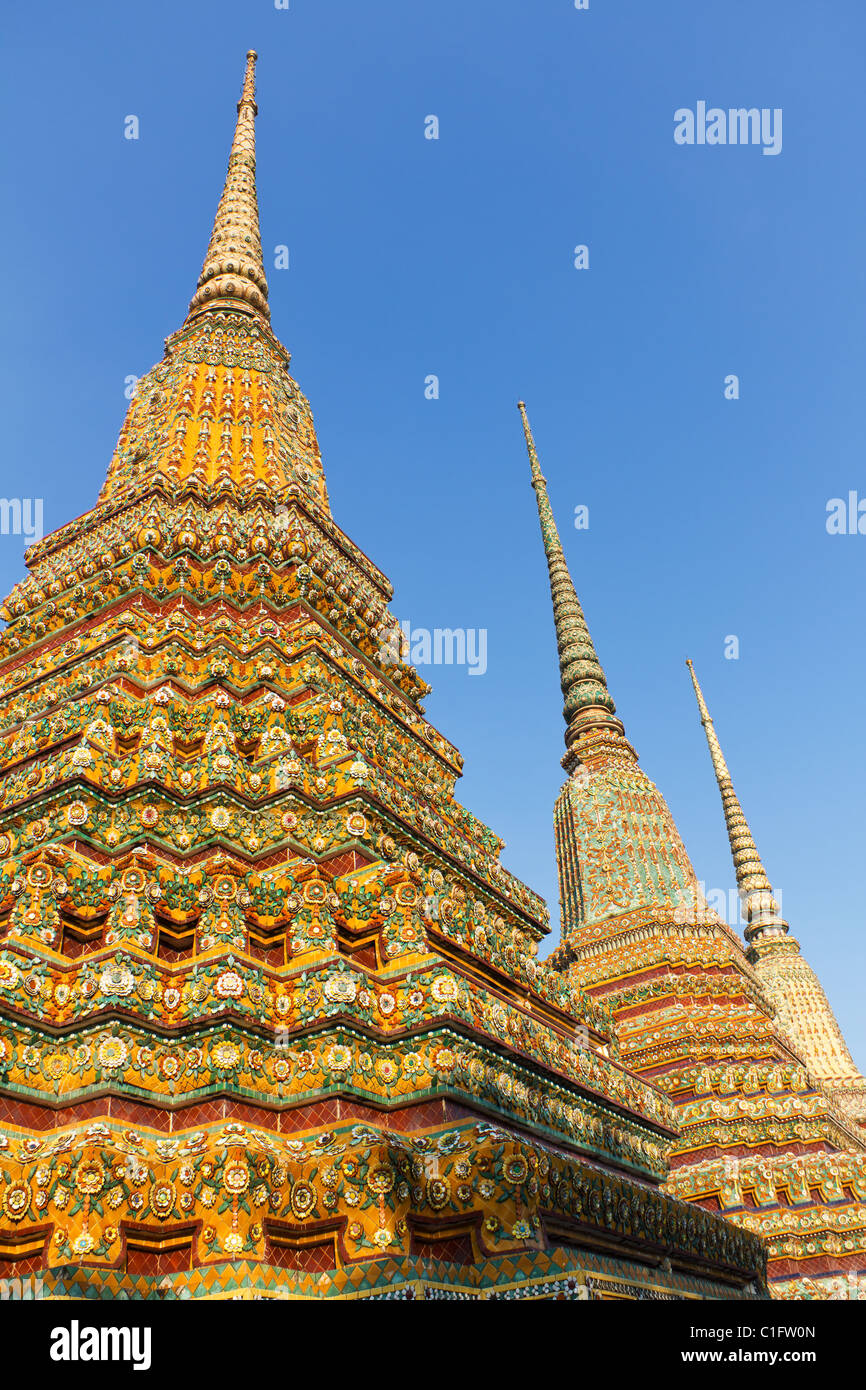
xmin=2 ymin=1 xmax=864 ymax=1063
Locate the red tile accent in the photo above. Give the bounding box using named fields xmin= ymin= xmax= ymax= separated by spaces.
xmin=109 ymin=1098 xmax=169 ymax=1125
xmin=220 ymin=1101 xmax=279 ymax=1128
xmin=0 ymin=1250 xmax=45 ymax=1275
xmin=170 ymin=1101 xmax=227 ymax=1128
xmin=320 ymin=850 xmax=375 ymax=879
xmin=279 ymin=1101 xmax=340 ymax=1131
xmin=126 ymin=1242 xmax=193 ymax=1276
xmin=264 ymin=1240 xmax=336 ymax=1274
xmin=410 ymin=1233 xmax=475 ymax=1267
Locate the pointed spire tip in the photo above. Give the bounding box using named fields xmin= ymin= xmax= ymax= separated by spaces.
xmin=185 ymin=48 xmax=269 ymax=324
xmin=686 ymin=660 xmax=788 ymax=941
xmin=519 ymin=405 xmax=624 ymax=754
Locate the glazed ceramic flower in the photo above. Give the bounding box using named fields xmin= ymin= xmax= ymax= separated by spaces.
xmin=367 ymin=1167 xmax=394 ymax=1196
xmin=215 ymin=970 xmax=244 ymax=999
xmin=45 ymin=1052 xmax=69 ymax=1080
xmin=325 ymin=1045 xmax=351 ymax=1072
xmin=503 ymin=1155 xmax=529 ymax=1184
xmin=223 ymin=1163 xmax=250 ymax=1196
xmin=289 ymin=1181 xmax=316 ymax=1219
xmin=150 ymin=1182 xmax=176 ymax=1218
xmin=212 ymin=1041 xmax=242 ymax=1070
xmin=432 ymin=1047 xmax=455 ymax=1072
xmin=426 ymin=1177 xmax=450 ymax=1211
xmin=76 ymin=1160 xmax=104 ymax=1196
xmin=96 ymin=1036 xmax=129 ymax=1071
xmin=0 ymin=962 xmax=20 ymax=989
xmin=2 ymin=1181 xmax=31 ymax=1221
xmin=431 ymin=977 xmax=457 ymax=1004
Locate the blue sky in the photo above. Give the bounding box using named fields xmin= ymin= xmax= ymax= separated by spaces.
xmin=2 ymin=1 xmax=865 ymax=1062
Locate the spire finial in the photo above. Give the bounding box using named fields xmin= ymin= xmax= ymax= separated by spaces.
xmin=686 ymin=659 xmax=788 ymax=941
xmin=185 ymin=50 xmax=270 ymax=324
xmin=518 ymin=402 xmax=625 ymax=762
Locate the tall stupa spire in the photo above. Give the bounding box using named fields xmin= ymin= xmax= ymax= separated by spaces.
xmin=517 ymin=402 xmax=624 ymax=761
xmin=186 ymin=49 xmax=270 ymax=324
xmin=97 ymin=49 xmax=327 ymax=504
xmin=686 ymin=659 xmax=787 ymax=941
xmin=686 ymin=660 xmax=866 ymax=1125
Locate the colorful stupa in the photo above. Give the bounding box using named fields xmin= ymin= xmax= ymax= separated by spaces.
xmin=0 ymin=53 xmax=764 ymax=1301
xmin=686 ymin=658 xmax=866 ymax=1136
xmin=519 ymin=405 xmax=866 ymax=1300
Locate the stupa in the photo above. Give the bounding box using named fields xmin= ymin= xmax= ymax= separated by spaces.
xmin=0 ymin=53 xmax=763 ymax=1301
xmin=519 ymin=403 xmax=866 ymax=1300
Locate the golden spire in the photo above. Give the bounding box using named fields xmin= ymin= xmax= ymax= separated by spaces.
xmin=518 ymin=402 xmax=624 ymax=758
xmin=686 ymin=658 xmax=788 ymax=942
xmin=185 ymin=50 xmax=270 ymax=324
